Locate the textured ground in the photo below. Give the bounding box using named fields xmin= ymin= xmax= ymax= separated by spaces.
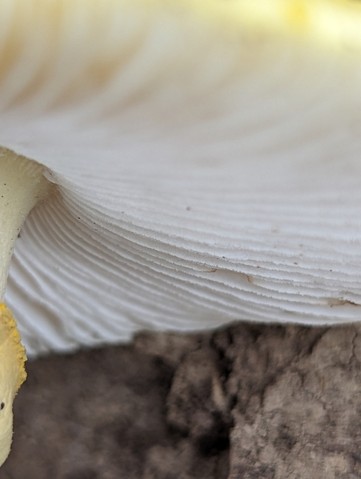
xmin=3 ymin=323 xmax=361 ymax=479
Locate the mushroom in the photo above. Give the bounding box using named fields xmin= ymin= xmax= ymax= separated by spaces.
xmin=1 ymin=0 xmax=361 ymax=466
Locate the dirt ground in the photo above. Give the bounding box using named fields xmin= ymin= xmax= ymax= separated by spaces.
xmin=3 ymin=322 xmax=361 ymax=479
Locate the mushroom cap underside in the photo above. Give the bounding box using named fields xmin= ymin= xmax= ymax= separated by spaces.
xmin=1 ymin=0 xmax=361 ymax=356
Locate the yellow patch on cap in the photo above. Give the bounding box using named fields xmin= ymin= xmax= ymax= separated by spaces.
xmin=181 ymin=0 xmax=361 ymax=49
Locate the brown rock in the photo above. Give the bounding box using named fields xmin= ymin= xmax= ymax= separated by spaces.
xmin=2 ymin=324 xmax=361 ymax=478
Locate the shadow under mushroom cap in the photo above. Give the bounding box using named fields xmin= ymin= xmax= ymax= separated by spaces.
xmin=1 ymin=0 xmax=361 ymax=357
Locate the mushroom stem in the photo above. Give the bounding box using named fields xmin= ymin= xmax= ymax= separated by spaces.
xmin=0 ymin=304 xmax=28 ymax=467
xmin=0 ymin=147 xmax=50 ymax=466
xmin=0 ymin=147 xmax=50 ymax=299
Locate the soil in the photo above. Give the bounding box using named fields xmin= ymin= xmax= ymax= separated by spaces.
xmin=3 ymin=322 xmax=361 ymax=479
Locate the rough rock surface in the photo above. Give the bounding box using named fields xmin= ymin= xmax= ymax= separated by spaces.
xmin=3 ymin=323 xmax=361 ymax=478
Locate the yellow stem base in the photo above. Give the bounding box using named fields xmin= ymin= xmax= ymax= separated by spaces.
xmin=0 ymin=303 xmax=26 ymax=467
